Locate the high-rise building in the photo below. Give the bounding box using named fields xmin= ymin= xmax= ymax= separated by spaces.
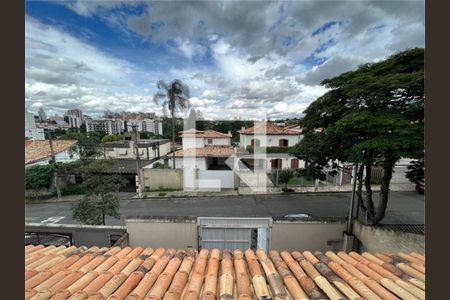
xmin=25 ymin=109 xmax=45 ymax=140
xmin=65 ymin=109 xmax=83 ymax=120
xmin=65 ymin=109 xmax=83 ymax=129
xmin=37 ymin=107 xmax=47 ymax=123
xmin=124 ymin=118 xmax=163 ymax=135
xmin=85 ymin=118 xmax=123 ymax=135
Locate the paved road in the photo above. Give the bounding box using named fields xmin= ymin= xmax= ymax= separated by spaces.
xmin=25 ymin=192 xmax=424 ymax=226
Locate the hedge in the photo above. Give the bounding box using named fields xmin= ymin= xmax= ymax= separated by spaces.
xmin=25 ymin=164 xmax=54 ymax=190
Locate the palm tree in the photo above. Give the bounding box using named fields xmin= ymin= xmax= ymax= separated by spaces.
xmin=153 ymin=79 xmax=190 ymax=168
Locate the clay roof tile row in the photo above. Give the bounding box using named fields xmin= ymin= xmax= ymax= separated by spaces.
xmin=25 ymin=245 xmax=425 ymax=300
xmin=238 ymin=123 xmax=300 ymax=135
xmin=25 ymin=140 xmax=77 ymax=165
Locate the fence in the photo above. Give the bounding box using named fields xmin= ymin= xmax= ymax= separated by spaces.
xmin=267 ymin=169 xmax=317 ymax=187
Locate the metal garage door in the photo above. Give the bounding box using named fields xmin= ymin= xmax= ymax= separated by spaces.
xmin=198 ymin=217 xmax=272 ymax=252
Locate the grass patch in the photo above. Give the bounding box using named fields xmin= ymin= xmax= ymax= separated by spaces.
xmin=25 ymin=197 xmax=41 ymax=204
xmin=61 ymin=184 xmax=86 ymax=195
xmin=158 ymin=192 xmax=167 ymax=197
xmin=268 ymin=173 xmax=315 ymax=186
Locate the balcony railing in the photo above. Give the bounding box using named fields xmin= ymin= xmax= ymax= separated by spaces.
xmin=245 ymin=145 xmax=292 ymax=154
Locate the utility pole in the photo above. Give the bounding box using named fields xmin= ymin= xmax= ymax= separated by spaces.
xmin=47 ymin=130 xmax=61 ymax=200
xmin=346 ymin=162 xmax=359 ymax=234
xmin=132 ymin=124 xmax=143 ymax=198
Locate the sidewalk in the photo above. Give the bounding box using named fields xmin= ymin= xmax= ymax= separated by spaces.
xmin=31 ymin=192 xmax=136 ymax=203
xmin=238 ymin=182 xmax=416 ymax=194
xmin=29 ymin=183 xmax=416 ymax=203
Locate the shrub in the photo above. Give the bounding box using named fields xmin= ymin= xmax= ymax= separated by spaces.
xmin=101 ymin=135 xmax=124 ymax=143
xmin=61 ymin=184 xmax=86 ymax=195
xmin=152 ymin=162 xmax=168 ymax=169
xmin=26 ymin=165 xmax=54 ymax=190
xmin=279 ymin=169 xmax=295 ymax=190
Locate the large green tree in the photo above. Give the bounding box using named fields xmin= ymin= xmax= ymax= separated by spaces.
xmin=72 ymin=160 xmax=127 ymax=225
xmin=153 ymin=80 xmax=190 ymax=168
xmin=60 ymin=132 xmax=105 ymax=162
xmin=291 ymin=48 xmax=424 ymax=225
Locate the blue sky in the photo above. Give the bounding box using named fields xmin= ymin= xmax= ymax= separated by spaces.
xmin=25 ymin=1 xmax=424 ymax=120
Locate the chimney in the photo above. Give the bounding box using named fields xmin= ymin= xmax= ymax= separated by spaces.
xmin=228 ymin=131 xmax=231 ymax=136
xmin=241 ymin=126 xmax=245 ymax=131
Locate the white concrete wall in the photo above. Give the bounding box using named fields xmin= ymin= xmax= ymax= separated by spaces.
xmin=182 ymin=137 xmax=205 ymax=149
xmin=271 ymin=222 xmax=346 ymax=252
xmin=142 ymin=168 xmax=183 ymax=190
xmin=198 ymin=170 xmax=235 ymax=189
xmin=206 ymin=138 xmax=231 ymax=146
xmin=126 ymin=220 xmax=198 ymax=249
xmin=173 ymin=157 xmax=207 ymax=170
xmin=25 ymin=128 xmax=45 ymax=141
xmin=240 ymin=134 xmax=301 ymax=148
xmin=353 ymin=220 xmax=424 ymax=253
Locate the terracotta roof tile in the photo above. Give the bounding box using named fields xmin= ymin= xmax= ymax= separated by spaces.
xmin=238 ymin=122 xmax=300 ymax=135
xmin=25 ymin=140 xmax=77 ymax=165
xmin=174 ymin=145 xmax=234 ymax=158
xmin=179 ymin=129 xmax=232 ymax=138
xmin=25 ymin=245 xmax=425 ymax=300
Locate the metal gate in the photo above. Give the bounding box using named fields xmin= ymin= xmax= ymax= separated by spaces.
xmin=197 ymin=217 xmax=272 ymax=252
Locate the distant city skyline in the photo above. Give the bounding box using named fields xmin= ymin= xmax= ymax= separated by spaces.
xmin=25 ymin=1 xmax=424 ymax=119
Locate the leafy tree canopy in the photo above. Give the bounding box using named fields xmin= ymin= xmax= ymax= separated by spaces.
xmin=72 ymin=159 xmax=127 ymax=225
xmin=291 ymin=48 xmax=424 ymax=225
xmin=406 ymin=152 xmax=424 ymax=184
xmin=25 ymin=164 xmax=54 ymax=190
xmin=101 ymin=134 xmax=124 ymax=143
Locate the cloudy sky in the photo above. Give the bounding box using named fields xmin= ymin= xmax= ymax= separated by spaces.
xmin=25 ymin=0 xmax=424 ymax=120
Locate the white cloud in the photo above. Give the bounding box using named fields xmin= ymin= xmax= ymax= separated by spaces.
xmin=29 ymin=0 xmax=424 ymax=120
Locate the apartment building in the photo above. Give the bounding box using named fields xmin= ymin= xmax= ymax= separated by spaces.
xmin=85 ymin=118 xmax=123 ymax=135
xmin=124 ymin=118 xmax=163 ymax=135
xmin=25 ymin=109 xmax=45 ymax=141
xmin=65 ymin=109 xmax=84 ymax=129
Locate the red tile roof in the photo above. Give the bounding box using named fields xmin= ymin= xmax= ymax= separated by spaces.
xmin=239 ymin=122 xmax=299 ymax=135
xmin=25 ymin=140 xmax=77 ymax=165
xmin=174 ymin=145 xmax=234 ymax=158
xmin=179 ymin=129 xmax=232 ymax=138
xmin=25 ymin=245 xmax=425 ymax=300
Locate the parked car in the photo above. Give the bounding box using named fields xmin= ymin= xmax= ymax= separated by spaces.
xmin=416 ymin=182 xmax=425 ymax=194
xmin=284 ymin=213 xmax=312 ymax=219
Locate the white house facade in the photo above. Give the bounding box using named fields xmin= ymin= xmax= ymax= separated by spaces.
xmin=238 ymin=122 xmax=304 ymax=171
xmin=168 ymin=129 xmax=236 ymax=190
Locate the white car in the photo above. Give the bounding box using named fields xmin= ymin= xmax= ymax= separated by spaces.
xmin=284 ymin=213 xmax=311 ymax=218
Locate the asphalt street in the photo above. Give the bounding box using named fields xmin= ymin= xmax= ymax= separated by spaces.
xmin=25 ymin=191 xmax=424 ymax=226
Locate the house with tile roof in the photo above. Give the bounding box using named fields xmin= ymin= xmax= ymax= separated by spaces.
xmin=176 ymin=129 xmax=237 ymax=190
xmin=24 ymin=244 xmax=425 ymax=300
xmin=25 ymin=140 xmax=79 ymax=167
xmin=143 ymin=129 xmax=237 ymax=191
xmin=169 ymin=129 xmax=234 ymax=172
xmin=238 ymin=122 xmax=305 ymax=171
